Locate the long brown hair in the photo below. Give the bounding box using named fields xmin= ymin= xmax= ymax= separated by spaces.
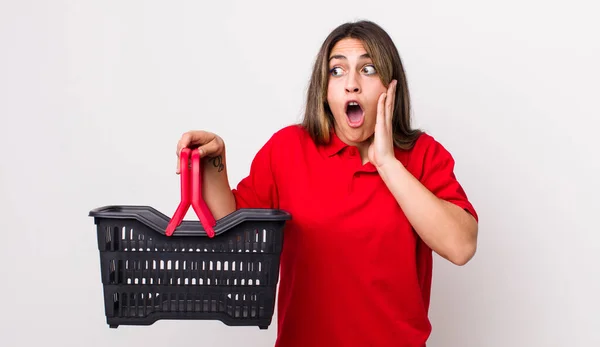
xmin=301 ymin=20 xmax=422 ymax=150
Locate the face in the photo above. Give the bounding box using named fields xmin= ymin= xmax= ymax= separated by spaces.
xmin=326 ymin=37 xmax=387 ymax=147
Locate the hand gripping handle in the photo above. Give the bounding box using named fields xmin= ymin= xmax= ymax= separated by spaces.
xmin=165 ymin=148 xmax=216 ymax=237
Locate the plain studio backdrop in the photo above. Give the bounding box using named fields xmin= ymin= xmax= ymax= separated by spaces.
xmin=1 ymin=0 xmax=598 ymax=346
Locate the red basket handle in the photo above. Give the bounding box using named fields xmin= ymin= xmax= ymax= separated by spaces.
xmin=166 ymin=148 xmax=192 ymax=236
xmin=165 ymin=148 xmax=216 ymax=237
xmin=191 ymin=149 xmax=216 ymax=237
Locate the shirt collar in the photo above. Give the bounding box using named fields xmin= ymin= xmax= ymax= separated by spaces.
xmin=318 ymin=129 xmax=409 ymax=168
xmin=320 ymin=130 xmax=350 ymax=157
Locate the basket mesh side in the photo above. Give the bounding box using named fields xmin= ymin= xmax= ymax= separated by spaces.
xmin=103 ymin=257 xmax=274 ymax=286
xmin=100 ymin=221 xmax=279 ymax=253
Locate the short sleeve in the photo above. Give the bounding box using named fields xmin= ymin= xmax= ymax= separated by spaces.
xmin=231 ymin=134 xmax=279 ymax=210
xmin=418 ymin=136 xmax=478 ymax=222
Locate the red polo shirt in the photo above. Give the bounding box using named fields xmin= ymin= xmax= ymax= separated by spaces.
xmin=232 ymin=125 xmax=477 ymax=347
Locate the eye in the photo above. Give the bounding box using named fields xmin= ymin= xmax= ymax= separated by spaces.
xmin=330 ymin=66 xmax=344 ymax=77
xmin=361 ymin=65 xmax=377 ymax=75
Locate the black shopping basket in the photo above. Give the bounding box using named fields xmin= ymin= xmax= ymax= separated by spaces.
xmin=89 ymin=148 xmax=291 ymax=329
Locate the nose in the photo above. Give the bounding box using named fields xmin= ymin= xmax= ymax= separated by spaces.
xmin=345 ymin=71 xmax=361 ymax=94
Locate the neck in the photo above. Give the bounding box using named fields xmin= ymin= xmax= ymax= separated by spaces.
xmin=333 ymin=128 xmax=372 ymax=164
xmin=358 ymin=144 xmax=370 ymax=164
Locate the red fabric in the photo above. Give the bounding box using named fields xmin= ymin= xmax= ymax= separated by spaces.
xmin=232 ymin=125 xmax=477 ymax=347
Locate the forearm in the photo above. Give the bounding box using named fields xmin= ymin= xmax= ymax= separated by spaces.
xmin=377 ymin=159 xmax=478 ymax=265
xmin=201 ymin=149 xmax=236 ymax=220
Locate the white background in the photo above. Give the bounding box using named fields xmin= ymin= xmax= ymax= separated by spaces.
xmin=1 ymin=0 xmax=599 ymax=346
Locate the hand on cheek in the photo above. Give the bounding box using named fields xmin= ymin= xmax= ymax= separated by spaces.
xmin=368 ymin=80 xmax=397 ymax=168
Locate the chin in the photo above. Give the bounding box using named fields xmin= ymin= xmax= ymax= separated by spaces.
xmin=338 ymin=125 xmax=374 ymax=144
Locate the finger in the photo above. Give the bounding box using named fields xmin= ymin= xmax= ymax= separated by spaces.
xmin=186 ymin=131 xmax=215 ymax=148
xmin=176 ymin=131 xmax=215 ymax=155
xmin=176 ymin=150 xmax=189 ymax=174
xmin=385 ymin=80 xmax=397 ymax=128
xmin=175 ymin=141 xmax=187 ymax=174
xmin=176 ymin=148 xmax=185 ymax=174
xmin=197 ymin=138 xmax=222 ymax=158
xmin=377 ymin=92 xmax=387 ymax=130
xmin=175 ymin=132 xmax=191 ymax=173
xmin=176 ymin=132 xmax=192 ymax=159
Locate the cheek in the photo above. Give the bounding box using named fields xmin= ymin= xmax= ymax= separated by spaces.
xmin=326 ymin=81 xmax=333 ymax=105
xmin=326 ymin=83 xmax=344 ymax=108
xmin=366 ymin=86 xmax=387 ymax=110
xmin=368 ymin=80 xmax=387 ymax=96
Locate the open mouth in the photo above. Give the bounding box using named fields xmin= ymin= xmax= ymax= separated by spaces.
xmin=345 ymin=101 xmax=364 ymax=126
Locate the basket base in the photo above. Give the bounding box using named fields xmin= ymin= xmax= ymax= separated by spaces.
xmin=106 ymin=313 xmax=273 ymax=330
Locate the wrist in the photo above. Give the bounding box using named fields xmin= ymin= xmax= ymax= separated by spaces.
xmin=202 ymin=151 xmax=226 ymax=175
xmin=377 ymin=157 xmax=407 ymax=180
xmin=375 ymin=155 xmax=400 ymax=171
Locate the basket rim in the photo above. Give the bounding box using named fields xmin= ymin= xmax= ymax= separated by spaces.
xmin=89 ymin=205 xmax=291 ymax=237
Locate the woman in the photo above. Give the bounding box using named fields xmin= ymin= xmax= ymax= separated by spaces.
xmin=176 ymin=20 xmax=478 ymax=347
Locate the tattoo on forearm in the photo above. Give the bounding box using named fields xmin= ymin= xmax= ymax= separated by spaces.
xmin=211 ymin=155 xmax=224 ymax=172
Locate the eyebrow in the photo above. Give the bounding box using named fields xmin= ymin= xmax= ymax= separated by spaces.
xmin=328 ymin=53 xmax=371 ymax=61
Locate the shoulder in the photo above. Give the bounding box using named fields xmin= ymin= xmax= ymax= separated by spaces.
xmin=271 ymin=124 xmax=310 ymax=141
xmin=410 ymin=132 xmax=453 ymax=159
xmin=412 ymin=132 xmax=441 ymax=152
xmin=254 ymin=124 xmax=311 ymax=159
xmin=264 ymin=124 xmax=311 ymax=150
xmin=404 ymin=132 xmax=457 ymax=178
